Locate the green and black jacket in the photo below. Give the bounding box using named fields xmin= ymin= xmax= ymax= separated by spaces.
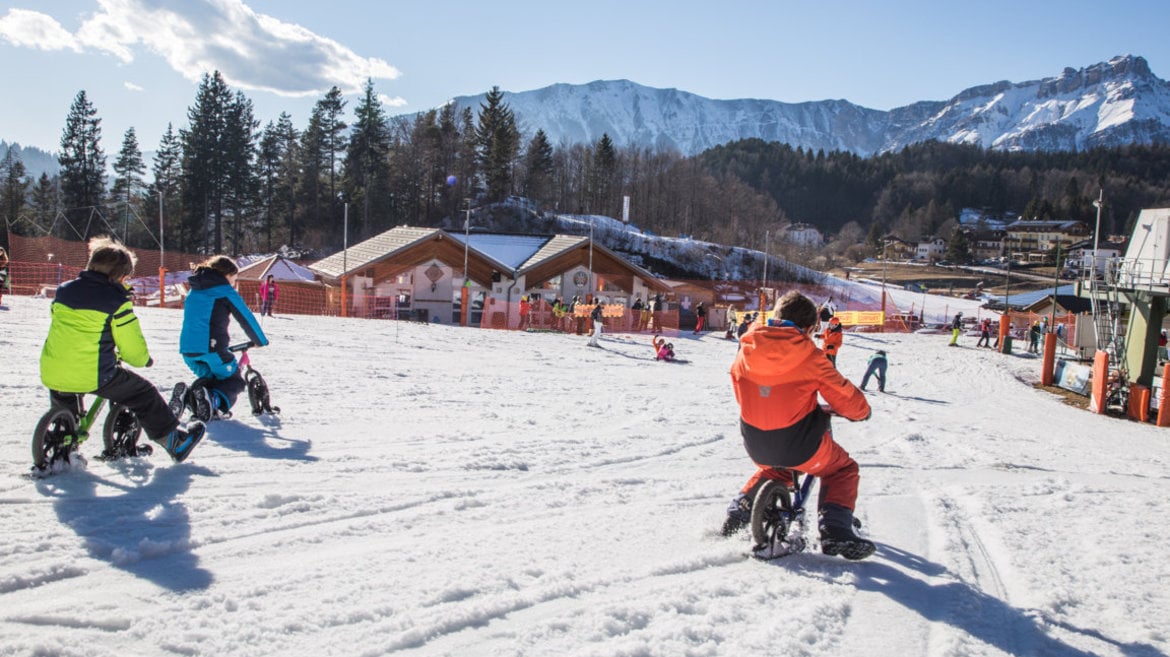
xmin=40 ymin=270 xmax=151 ymax=392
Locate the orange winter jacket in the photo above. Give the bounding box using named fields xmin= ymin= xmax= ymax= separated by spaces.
xmin=820 ymin=321 xmax=843 ymax=356
xmin=731 ymin=320 xmax=870 ymax=466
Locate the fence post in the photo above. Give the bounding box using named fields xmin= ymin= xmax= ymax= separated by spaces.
xmin=1041 ymin=332 xmax=1057 ymax=385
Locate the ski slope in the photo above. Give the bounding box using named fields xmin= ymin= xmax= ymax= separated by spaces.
xmin=0 ymin=294 xmax=1166 ymax=657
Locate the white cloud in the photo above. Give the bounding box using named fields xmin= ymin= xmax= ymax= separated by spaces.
xmin=0 ymin=8 xmax=82 ymax=52
xmin=124 ymin=81 xmax=144 ymax=92
xmin=378 ymin=94 xmax=408 ymax=108
xmin=3 ymin=0 xmax=401 ymax=97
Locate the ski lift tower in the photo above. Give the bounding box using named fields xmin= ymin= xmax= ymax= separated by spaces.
xmin=1094 ymin=207 xmax=1170 ymax=391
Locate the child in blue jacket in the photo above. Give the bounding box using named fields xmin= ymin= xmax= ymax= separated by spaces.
xmin=179 ymin=256 xmax=269 ymax=421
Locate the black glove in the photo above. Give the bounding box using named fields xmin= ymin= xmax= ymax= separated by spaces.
xmin=145 ymin=357 xmax=154 ymax=367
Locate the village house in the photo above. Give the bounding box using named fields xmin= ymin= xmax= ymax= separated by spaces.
xmin=785 ymin=223 xmax=824 ymax=247
xmin=307 ymin=225 xmax=672 ymax=329
xmin=915 ymin=237 xmax=947 ymax=262
xmin=1004 ymin=219 xmax=1090 ymax=261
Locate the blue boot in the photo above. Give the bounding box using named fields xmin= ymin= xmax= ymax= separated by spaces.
xmin=164 ymin=422 xmax=206 ymax=463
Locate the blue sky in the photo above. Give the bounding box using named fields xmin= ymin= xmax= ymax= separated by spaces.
xmin=2 ymin=0 xmax=1168 ymax=154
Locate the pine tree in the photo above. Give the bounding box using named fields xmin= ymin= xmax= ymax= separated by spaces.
xmin=111 ymin=127 xmax=146 ymax=245
xmin=475 ymin=87 xmax=519 ymax=203
xmin=314 ymin=87 xmax=348 ymax=240
xmin=0 ymin=149 xmax=29 ymax=235
xmin=58 ymin=90 xmax=105 ymax=237
xmin=149 ymin=123 xmax=182 ymax=255
xmin=223 ymin=90 xmax=258 ymax=253
xmin=181 ymin=71 xmax=234 ymax=252
xmin=344 ymin=79 xmax=390 ymax=239
xmin=30 ymin=173 xmax=59 ymax=234
xmin=520 ymin=129 xmax=554 ymax=206
xmin=588 ymin=134 xmax=618 ymax=215
xmin=179 ymin=73 xmax=255 ymax=253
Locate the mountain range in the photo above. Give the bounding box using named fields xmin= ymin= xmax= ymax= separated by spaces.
xmin=441 ymin=55 xmax=1170 ymax=156
xmin=6 ymin=55 xmax=1169 ymax=182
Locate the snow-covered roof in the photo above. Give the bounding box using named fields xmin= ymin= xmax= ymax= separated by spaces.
xmin=309 ymin=226 xmax=442 ymax=278
xmin=239 ymin=255 xmax=322 ymax=285
xmin=446 ymin=233 xmax=552 ymax=270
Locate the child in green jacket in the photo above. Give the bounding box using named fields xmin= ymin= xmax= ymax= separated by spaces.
xmin=39 ymin=237 xmax=204 ymax=463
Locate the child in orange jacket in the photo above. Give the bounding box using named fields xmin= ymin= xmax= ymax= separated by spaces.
xmin=721 ymin=290 xmax=874 ymax=560
xmin=820 ymin=315 xmax=843 ymax=366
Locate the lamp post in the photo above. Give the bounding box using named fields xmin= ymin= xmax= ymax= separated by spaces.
xmin=340 ymin=201 xmax=349 ymax=318
xmin=1092 ymin=189 xmax=1104 ymax=277
xmin=588 ymin=216 xmax=594 ymax=299
xmin=463 ymin=198 xmax=471 ymax=284
xmin=158 ymin=190 xmax=167 ymax=307
xmin=461 ymin=199 xmax=472 ymax=327
xmin=880 ymin=238 xmax=891 ymax=332
xmin=762 ymin=229 xmax=770 ymax=289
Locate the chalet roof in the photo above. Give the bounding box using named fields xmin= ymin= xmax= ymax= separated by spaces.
xmin=238 ymin=255 xmax=322 ymax=285
xmin=1022 ymin=293 xmax=1094 ymax=314
xmin=446 ymin=232 xmax=553 ymax=269
xmin=309 ymin=226 xmax=441 ymax=278
xmin=307 ymin=226 xmax=669 ymax=292
xmin=517 ymin=235 xmax=589 ymax=272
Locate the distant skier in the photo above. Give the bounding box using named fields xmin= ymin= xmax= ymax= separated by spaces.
xmin=949 ymin=312 xmax=963 ymax=346
xmin=976 ymin=318 xmax=992 ymax=348
xmin=587 ymin=300 xmax=604 ymax=347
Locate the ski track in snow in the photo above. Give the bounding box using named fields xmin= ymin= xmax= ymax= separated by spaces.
xmin=1 ymin=295 xmax=1169 ymax=656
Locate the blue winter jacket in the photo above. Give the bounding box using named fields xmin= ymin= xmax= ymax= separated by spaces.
xmin=180 ymin=269 xmax=268 ymax=359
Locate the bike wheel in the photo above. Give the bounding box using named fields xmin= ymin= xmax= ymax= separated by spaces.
xmin=246 ymin=369 xmax=278 ymax=414
xmin=32 ymin=408 xmax=79 ymax=471
xmin=750 ymin=478 xmax=793 ymax=549
xmin=102 ymin=403 xmax=145 ymax=459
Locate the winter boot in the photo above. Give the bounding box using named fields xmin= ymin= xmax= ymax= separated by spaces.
xmin=168 ymin=382 xmax=188 ymax=419
xmin=210 ymin=388 xmax=232 ymax=419
xmin=163 ymin=422 xmax=206 ymax=463
xmin=190 ymin=385 xmax=214 ymax=423
xmin=721 ymin=493 xmax=753 ymax=536
xmin=818 ymin=503 xmax=875 ymax=561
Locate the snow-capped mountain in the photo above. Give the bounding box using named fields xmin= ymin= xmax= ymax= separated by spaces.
xmin=436 ymin=55 xmax=1170 ymax=156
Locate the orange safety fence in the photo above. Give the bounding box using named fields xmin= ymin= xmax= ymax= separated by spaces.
xmin=7 ymin=232 xmax=1035 ymax=336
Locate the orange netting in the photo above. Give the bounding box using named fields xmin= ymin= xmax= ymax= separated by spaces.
xmin=6 ymin=233 xmax=1005 ymax=336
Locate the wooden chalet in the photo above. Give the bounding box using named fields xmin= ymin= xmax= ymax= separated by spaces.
xmin=308 ymin=226 xmax=672 ymax=327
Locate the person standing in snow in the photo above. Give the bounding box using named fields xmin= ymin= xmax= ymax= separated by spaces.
xmin=179 ymin=255 xmax=269 ymax=421
xmin=693 ymin=302 xmax=707 ymax=334
xmin=518 ymin=295 xmax=531 ymax=331
xmin=725 ymin=305 xmax=738 ymax=339
xmin=976 ymin=318 xmax=992 ymax=348
xmin=820 ymin=315 xmax=843 ymax=366
xmin=587 ymin=299 xmax=604 ymax=347
xmin=949 ymin=312 xmax=963 ymax=347
xmin=721 ymin=290 xmax=874 ymax=560
xmin=259 ymin=274 xmax=279 ymax=317
xmin=1028 ymin=321 xmax=1042 ymax=353
xmin=0 ymin=246 xmax=9 ymax=306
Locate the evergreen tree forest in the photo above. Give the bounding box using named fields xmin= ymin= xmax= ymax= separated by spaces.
xmin=4 ymin=73 xmax=1170 ymax=263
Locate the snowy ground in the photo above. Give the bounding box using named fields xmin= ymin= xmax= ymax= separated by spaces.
xmin=1 ymin=293 xmax=1167 ymax=657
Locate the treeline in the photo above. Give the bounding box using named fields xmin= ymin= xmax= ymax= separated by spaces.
xmin=3 ymin=72 xmax=1170 ymax=263
xmin=699 ymin=139 xmax=1170 ymax=250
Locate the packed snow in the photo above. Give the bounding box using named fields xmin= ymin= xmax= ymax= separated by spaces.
xmin=1 ymin=288 xmax=1167 ymax=657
